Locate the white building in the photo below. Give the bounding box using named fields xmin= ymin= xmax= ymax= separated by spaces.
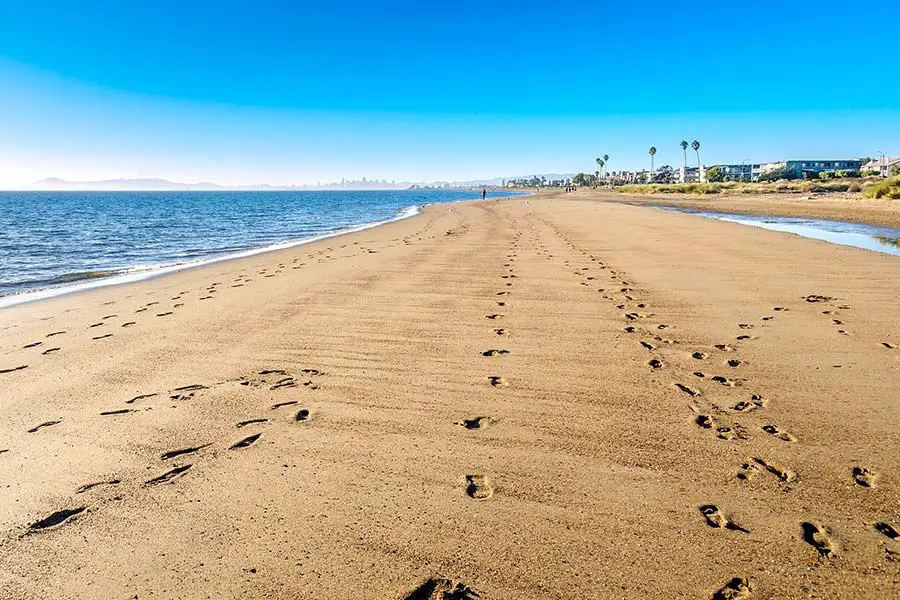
xmin=861 ymin=157 xmax=900 ymax=178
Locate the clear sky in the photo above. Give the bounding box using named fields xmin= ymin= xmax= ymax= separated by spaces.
xmin=1 ymin=0 xmax=897 ymax=187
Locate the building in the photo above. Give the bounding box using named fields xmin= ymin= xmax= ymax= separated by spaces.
xmin=709 ymin=163 xmax=762 ymax=182
xmin=675 ymin=166 xmax=705 ymax=183
xmin=861 ymin=157 xmax=900 ymax=178
xmin=759 ymin=159 xmax=863 ymax=179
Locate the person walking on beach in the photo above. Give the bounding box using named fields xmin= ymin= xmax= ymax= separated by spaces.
xmin=482 ymin=188 xmax=487 ymax=200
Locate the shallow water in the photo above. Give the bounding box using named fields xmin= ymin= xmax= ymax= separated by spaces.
xmin=655 ymin=207 xmax=900 ymax=257
xmin=0 ymin=189 xmax=521 ymax=306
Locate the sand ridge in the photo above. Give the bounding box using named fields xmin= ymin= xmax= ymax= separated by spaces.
xmin=0 ymin=194 xmax=898 ymax=598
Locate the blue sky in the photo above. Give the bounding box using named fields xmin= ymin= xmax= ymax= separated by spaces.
xmin=0 ymin=1 xmax=897 ymax=186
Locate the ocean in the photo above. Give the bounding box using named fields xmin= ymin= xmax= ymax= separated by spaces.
xmin=0 ymin=189 xmax=519 ymax=307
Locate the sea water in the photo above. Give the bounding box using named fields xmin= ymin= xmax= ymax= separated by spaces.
xmin=0 ymin=189 xmax=520 ymax=306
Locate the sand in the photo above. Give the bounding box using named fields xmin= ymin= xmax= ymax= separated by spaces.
xmin=0 ymin=193 xmax=898 ymax=599
xmin=611 ymin=190 xmax=900 ymax=229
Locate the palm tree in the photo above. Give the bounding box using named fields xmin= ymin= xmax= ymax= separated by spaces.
xmin=649 ymin=147 xmax=657 ymax=181
xmin=691 ymin=140 xmax=702 ymax=180
xmin=602 ymin=154 xmax=609 ymax=183
xmin=680 ymin=141 xmax=689 ymax=179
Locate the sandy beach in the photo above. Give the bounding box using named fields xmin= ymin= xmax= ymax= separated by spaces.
xmin=610 ymin=189 xmax=900 ymax=229
xmin=1 ymin=192 xmax=898 ymax=599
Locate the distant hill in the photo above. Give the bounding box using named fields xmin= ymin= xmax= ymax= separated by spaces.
xmin=32 ymin=178 xmax=225 ymax=191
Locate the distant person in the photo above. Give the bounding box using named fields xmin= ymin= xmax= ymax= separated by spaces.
xmin=482 ymin=188 xmax=486 ymax=200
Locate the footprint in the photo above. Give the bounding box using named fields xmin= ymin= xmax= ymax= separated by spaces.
xmin=88 ymin=322 xmax=104 ymax=328
xmin=92 ymin=333 xmax=113 ymax=340
xmin=77 ymin=479 xmax=121 ymax=493
xmin=23 ymin=341 xmax=43 ymax=349
xmin=738 ymin=324 xmax=754 ymax=330
xmin=46 ymin=331 xmax=66 ymax=337
xmin=174 ymin=384 xmax=208 ymax=393
xmin=882 ymin=342 xmax=896 ymax=349
xmin=0 ymin=365 xmax=28 ymax=374
xmin=692 ymin=352 xmax=707 ymax=360
xmin=481 ymin=349 xmax=510 ymax=357
xmin=762 ymin=425 xmax=796 ymax=442
xmin=99 ymin=408 xmax=134 ymax=416
xmin=126 ymin=393 xmax=158 ymax=404
xmin=735 ymin=335 xmax=754 ymax=341
xmin=231 ymin=433 xmax=261 ymax=449
xmin=494 ymin=328 xmax=506 ymax=336
xmin=455 ymin=416 xmax=494 ymax=430
xmin=640 ymin=341 xmax=656 ymax=351
xmin=465 ymin=475 xmax=494 ymax=500
xmin=852 ymin=466 xmax=876 ymax=488
xmin=740 ymin=457 xmax=794 ymax=482
xmin=236 ymin=418 xmax=268 ymax=428
xmin=161 ymin=445 xmax=209 ymax=460
xmin=801 ymin=522 xmax=836 ymax=557
xmin=727 ymin=360 xmax=743 ymax=368
xmin=295 ymin=409 xmax=310 ymax=421
xmin=713 ymin=577 xmax=752 ymax=600
xmin=270 ymin=377 xmax=297 ymax=390
xmin=485 ymin=314 xmax=503 ymax=320
xmin=488 ymin=376 xmax=508 ymax=387
xmin=694 ymin=372 xmax=706 ymax=378
xmin=145 ymin=464 xmax=192 ymax=485
xmin=711 ymin=376 xmax=736 ymax=387
xmin=699 ymin=505 xmax=749 ymax=533
xmin=676 ymin=383 xmax=701 ymax=397
xmin=803 ymin=295 xmax=835 ymax=303
xmin=623 ymin=326 xmax=636 ymax=333
xmin=733 ymin=395 xmax=766 ymax=412
xmin=28 ymin=507 xmax=87 ymax=532
xmin=27 ymin=419 xmax=61 ymax=433
xmin=156 ymin=312 xmax=173 ymax=317
xmin=696 ymin=415 xmax=716 ymax=429
xmin=270 ymin=400 xmax=298 ymax=410
xmin=648 ymin=359 xmax=663 ymax=369
xmin=121 ymin=321 xmax=136 ymax=328
xmin=714 ymin=344 xmax=735 ymax=352
xmin=874 ymin=522 xmax=899 ymax=540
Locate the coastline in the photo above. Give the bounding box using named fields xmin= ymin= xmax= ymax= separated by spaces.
xmin=0 ymin=192 xmax=526 ymax=310
xmin=600 ymin=190 xmax=900 ymax=229
xmin=1 ymin=192 xmax=897 ymax=598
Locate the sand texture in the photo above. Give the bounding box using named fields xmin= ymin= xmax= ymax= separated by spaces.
xmin=0 ymin=194 xmax=898 ymax=598
xmin=612 ymin=190 xmax=900 ymax=229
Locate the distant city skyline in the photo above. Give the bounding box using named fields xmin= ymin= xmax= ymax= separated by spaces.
xmin=1 ymin=1 xmax=897 ymax=189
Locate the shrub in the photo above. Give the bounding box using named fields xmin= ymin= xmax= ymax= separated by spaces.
xmin=758 ymin=166 xmax=797 ymax=182
xmin=861 ymin=169 xmax=880 ymax=177
xmin=862 ymin=177 xmax=900 ymax=199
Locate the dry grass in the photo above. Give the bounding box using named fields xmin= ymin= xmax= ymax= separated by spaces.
xmin=862 ymin=177 xmax=900 ymax=199
xmin=615 ymin=179 xmax=869 ymax=196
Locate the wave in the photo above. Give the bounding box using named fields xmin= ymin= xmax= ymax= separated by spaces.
xmin=0 ymin=203 xmax=423 ymax=310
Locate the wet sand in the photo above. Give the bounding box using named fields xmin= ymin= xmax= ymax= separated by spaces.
xmin=609 ymin=189 xmax=900 ymax=229
xmin=1 ymin=193 xmax=898 ymax=598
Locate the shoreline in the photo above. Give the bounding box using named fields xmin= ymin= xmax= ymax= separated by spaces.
xmin=0 ymin=192 xmax=527 ymax=311
xmin=599 ymin=190 xmax=900 ymax=229
xmin=1 ymin=193 xmax=897 ymax=598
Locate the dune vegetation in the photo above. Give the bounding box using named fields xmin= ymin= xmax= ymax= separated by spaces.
xmin=614 ymin=179 xmax=876 ymax=196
